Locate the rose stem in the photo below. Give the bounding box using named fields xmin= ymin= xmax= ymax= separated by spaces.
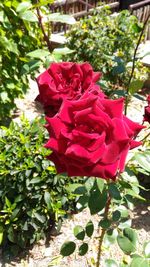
xmin=125 ymin=13 xmax=150 ymax=115
xmin=140 ymin=131 xmax=150 ymax=143
xmin=36 ymin=2 xmax=52 ymax=52
xmin=96 ymin=194 xmax=111 ymax=267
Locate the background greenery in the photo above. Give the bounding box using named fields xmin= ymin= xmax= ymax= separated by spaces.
xmin=0 ymin=0 xmax=75 ymax=124
xmin=65 ymin=8 xmax=149 ymax=91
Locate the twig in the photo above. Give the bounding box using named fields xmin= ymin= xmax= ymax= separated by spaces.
xmin=125 ymin=13 xmax=150 ymax=115
xmin=96 ymin=195 xmax=111 ymax=267
xmin=36 ymin=5 xmax=52 ymax=52
xmin=140 ymin=131 xmax=150 ymax=143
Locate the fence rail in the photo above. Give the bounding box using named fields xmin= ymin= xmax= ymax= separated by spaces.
xmin=50 ymin=0 xmax=150 ymax=39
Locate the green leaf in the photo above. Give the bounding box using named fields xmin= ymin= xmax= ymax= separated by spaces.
xmin=16 ymin=2 xmax=32 ymax=13
xmin=126 ymin=189 xmax=145 ymax=201
xmin=19 ymin=11 xmax=38 ymax=22
xmin=0 ymin=232 xmax=3 ymax=245
xmin=112 ymin=63 xmax=125 ymax=75
xmin=53 ymin=47 xmax=74 ymax=56
xmin=8 ymin=226 xmax=15 ymax=243
xmin=47 ymin=13 xmax=76 ymax=25
xmin=0 ymin=226 xmax=4 ymax=245
xmin=104 ymin=229 xmax=118 ymax=246
xmin=78 ymin=243 xmax=88 ymax=256
xmin=74 ymin=186 xmax=87 ymax=195
xmin=76 ymin=194 xmax=89 ymax=210
xmin=130 ymin=257 xmax=149 ymax=267
xmin=44 ymin=191 xmax=51 ymax=210
xmin=74 ymin=225 xmax=85 ymax=240
xmin=0 ymin=11 xmax=5 ymax=22
xmin=134 ymin=152 xmax=150 ymax=173
xmin=112 ymin=57 xmax=126 ymax=75
xmin=0 ymin=36 xmax=19 ymax=55
xmin=48 ymin=256 xmax=62 ymax=266
xmin=117 ymin=228 xmax=138 ymax=254
xmin=23 ymin=221 xmax=28 ymax=231
xmin=88 ymin=182 xmax=107 ymax=215
xmin=118 ymin=206 xmax=129 ymax=218
xmin=112 ymin=210 xmax=121 ymax=222
xmin=5 ymin=196 xmax=11 ymax=208
xmin=10 ymin=207 xmax=20 ymax=221
xmin=25 ymin=169 xmax=32 ymax=177
xmin=108 ymin=183 xmax=121 ymax=200
xmin=96 ymin=178 xmax=105 ymax=193
xmin=143 ymin=242 xmax=150 ymax=258
xmin=30 ymin=177 xmax=42 ymax=184
xmin=26 ymin=49 xmax=50 ymax=58
xmin=105 ymin=259 xmax=119 ymax=267
xmin=121 ymin=169 xmax=139 ymax=184
xmin=60 ymin=241 xmax=76 ymax=256
xmin=99 ymin=218 xmax=111 ymax=229
xmin=129 ymin=80 xmax=144 ymax=95
xmin=85 ymin=220 xmax=94 ymax=237
xmin=1 ymin=92 xmax=9 ymax=103
xmin=118 ymin=219 xmax=132 ymax=229
xmin=34 ymin=212 xmax=46 ymax=223
xmin=85 ymin=177 xmax=95 ymax=192
xmin=66 ymin=183 xmax=84 ymax=193
xmin=15 ymin=195 xmax=24 ymax=203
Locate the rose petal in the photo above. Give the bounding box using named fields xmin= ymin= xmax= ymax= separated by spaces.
xmin=45 ymin=116 xmax=64 ymax=138
xmin=102 ymin=141 xmax=129 ymax=164
xmin=119 ymin=145 xmax=130 ymax=172
xmin=123 ymin=116 xmax=145 ymax=136
xmin=101 ymin=98 xmax=124 ymax=118
xmin=45 ymin=138 xmax=58 ymax=151
xmin=65 ymin=144 xmax=91 ymax=162
xmin=112 ymin=118 xmax=130 ymax=141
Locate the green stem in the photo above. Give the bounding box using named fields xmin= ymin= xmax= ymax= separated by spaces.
xmin=96 ymin=195 xmax=111 ymax=267
xmin=140 ymin=131 xmax=150 ymax=143
xmin=36 ymin=2 xmax=52 ymax=52
xmin=125 ymin=13 xmax=150 ymax=115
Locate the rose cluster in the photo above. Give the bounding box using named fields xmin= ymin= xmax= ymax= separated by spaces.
xmin=36 ymin=62 xmax=143 ymax=180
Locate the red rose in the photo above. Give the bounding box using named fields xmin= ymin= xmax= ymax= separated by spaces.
xmin=144 ymin=95 xmax=150 ymax=123
xmin=45 ymin=94 xmax=144 ymax=180
xmin=36 ymin=62 xmax=104 ymax=116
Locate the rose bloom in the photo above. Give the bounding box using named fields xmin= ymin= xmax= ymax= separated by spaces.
xmin=45 ymin=93 xmax=144 ymax=180
xmin=36 ymin=62 xmax=104 ymax=116
xmin=143 ymin=95 xmax=150 ymax=123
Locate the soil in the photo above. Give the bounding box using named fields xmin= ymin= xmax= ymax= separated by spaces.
xmin=1 ymin=78 xmax=150 ymax=267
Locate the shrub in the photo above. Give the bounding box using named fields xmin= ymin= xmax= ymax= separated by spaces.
xmin=0 ymin=1 xmax=75 ymax=124
xmin=65 ymin=8 xmax=148 ymax=89
xmin=0 ymin=116 xmax=80 ymax=257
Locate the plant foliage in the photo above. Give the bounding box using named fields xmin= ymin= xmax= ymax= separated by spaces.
xmin=0 ymin=116 xmax=81 ymax=257
xmin=66 ymin=8 xmax=148 ymax=89
xmin=0 ymin=0 xmax=75 ymax=124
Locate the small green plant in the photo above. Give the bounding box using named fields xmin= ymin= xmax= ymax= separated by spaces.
xmin=65 ymin=8 xmax=148 ymax=90
xmin=0 ymin=116 xmax=82 ymax=258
